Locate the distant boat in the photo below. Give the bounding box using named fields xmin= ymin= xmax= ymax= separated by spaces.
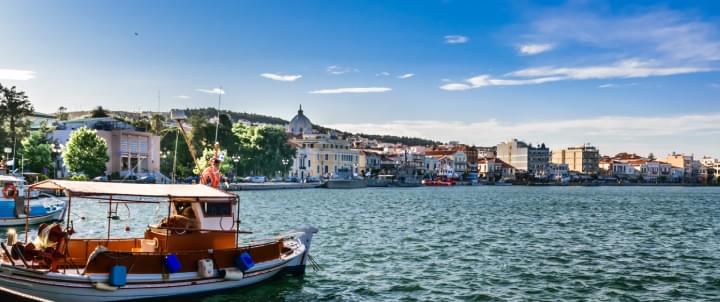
xmin=326 ymin=168 xmax=367 ymax=189
xmin=392 ymin=165 xmax=421 ymax=187
xmin=0 ymin=175 xmax=66 ymax=226
xmin=422 ymin=179 xmax=455 ymax=186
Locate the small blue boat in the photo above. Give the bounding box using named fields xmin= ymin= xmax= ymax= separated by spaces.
xmin=0 ymin=175 xmax=66 ymax=226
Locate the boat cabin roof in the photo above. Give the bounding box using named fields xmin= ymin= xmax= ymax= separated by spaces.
xmin=30 ymin=179 xmax=236 ymax=202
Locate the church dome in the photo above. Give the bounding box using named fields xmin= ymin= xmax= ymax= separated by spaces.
xmin=288 ymin=105 xmax=313 ymax=136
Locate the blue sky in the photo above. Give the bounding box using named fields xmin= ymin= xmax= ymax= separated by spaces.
xmin=1 ymin=0 xmax=719 ymax=156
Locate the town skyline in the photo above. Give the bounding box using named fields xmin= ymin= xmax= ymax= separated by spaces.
xmin=1 ymin=0 xmax=719 ymax=157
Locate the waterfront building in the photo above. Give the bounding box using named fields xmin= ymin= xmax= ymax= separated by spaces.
xmin=551 ymin=144 xmax=600 ymax=175
xmin=286 ymin=105 xmax=313 ymax=136
xmin=287 ymin=106 xmax=359 ymax=180
xmin=496 ymin=139 xmax=549 ymax=177
xmin=476 ymin=146 xmax=497 ymax=159
xmin=628 ymin=159 xmax=673 ymax=183
xmin=52 ymin=117 xmax=162 ymax=178
xmin=664 ymin=153 xmax=697 ymax=182
xmin=424 ymin=156 xmax=440 ymax=177
xmin=547 ymin=162 xmax=569 ymax=181
xmin=425 ymin=150 xmax=466 ymax=178
xmin=599 ymin=157 xmax=637 ymax=180
xmin=357 ymin=149 xmax=382 ymax=176
xmin=477 ymin=157 xmax=516 ymax=181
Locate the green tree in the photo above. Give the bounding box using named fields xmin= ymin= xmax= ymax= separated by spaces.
xmin=90 ymin=106 xmax=109 ymax=118
xmin=150 ymin=114 xmax=165 ymax=135
xmin=232 ymin=124 xmax=295 ymax=176
xmin=56 ymin=106 xmax=69 ymax=121
xmin=0 ymin=84 xmax=34 ymax=159
xmin=20 ymin=132 xmax=52 ymax=174
xmin=63 ymin=127 xmax=109 ymax=177
xmin=647 ymin=152 xmax=656 ymax=161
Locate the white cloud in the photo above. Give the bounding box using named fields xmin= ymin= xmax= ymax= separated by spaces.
xmin=439 ymin=83 xmax=473 ymax=91
xmin=196 ymin=87 xmax=226 ymax=95
xmin=174 ymin=95 xmax=191 ymax=99
xmin=260 ymin=73 xmax=302 ymax=82
xmin=444 ymin=35 xmax=469 ymax=44
xmin=525 ymin=8 xmax=720 ymax=62
xmin=0 ymin=68 xmax=36 ymax=80
xmin=327 ymin=65 xmax=358 ymax=75
xmin=598 ymin=83 xmax=637 ymax=88
xmin=397 ymin=73 xmax=414 ymax=79
xmin=376 ymin=72 xmax=390 ymax=76
xmin=309 ymin=87 xmax=392 ymax=94
xmin=509 ymin=59 xmax=710 ymax=79
xmin=441 ymin=60 xmax=711 ymax=91
xmin=519 ymin=43 xmax=554 ymax=55
xmin=325 ymin=113 xmax=720 ymax=156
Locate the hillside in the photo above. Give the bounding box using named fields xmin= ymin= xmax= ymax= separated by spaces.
xmin=65 ymin=107 xmax=440 ymax=146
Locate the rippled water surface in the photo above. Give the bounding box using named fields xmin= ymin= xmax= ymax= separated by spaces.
xmin=10 ymin=186 xmax=720 ymax=301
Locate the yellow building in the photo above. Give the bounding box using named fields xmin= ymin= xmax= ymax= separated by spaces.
xmin=286 ymin=106 xmax=359 ymax=180
xmin=551 ymin=144 xmax=600 ymax=175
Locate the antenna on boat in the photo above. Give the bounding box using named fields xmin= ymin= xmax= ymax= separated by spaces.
xmin=214 ymin=86 xmax=222 ymax=144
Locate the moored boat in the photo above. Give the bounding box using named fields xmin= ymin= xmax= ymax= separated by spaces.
xmin=326 ymin=168 xmax=367 ymax=189
xmin=0 ymin=180 xmax=317 ymax=302
xmin=422 ymin=179 xmax=455 ymax=186
xmin=0 ymin=175 xmax=66 ymax=227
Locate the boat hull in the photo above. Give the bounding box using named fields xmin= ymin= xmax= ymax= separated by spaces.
xmin=0 ymin=206 xmax=65 ymax=227
xmin=326 ymin=179 xmax=367 ymax=189
xmin=0 ymin=227 xmax=317 ymax=302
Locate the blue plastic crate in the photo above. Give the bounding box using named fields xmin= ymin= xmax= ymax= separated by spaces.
xmin=164 ymin=253 xmax=181 ymax=273
xmin=109 ymin=265 xmax=127 ymax=287
xmin=234 ymin=251 xmax=254 ymax=272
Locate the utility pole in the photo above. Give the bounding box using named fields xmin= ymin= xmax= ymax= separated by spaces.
xmin=214 ymin=86 xmax=222 ymax=144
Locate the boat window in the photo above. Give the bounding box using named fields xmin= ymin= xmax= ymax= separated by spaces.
xmin=202 ymin=202 xmax=232 ymax=217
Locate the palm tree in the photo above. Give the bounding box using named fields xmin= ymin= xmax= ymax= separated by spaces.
xmin=0 ymin=84 xmax=34 ymax=160
xmin=56 ymin=106 xmax=69 ymax=121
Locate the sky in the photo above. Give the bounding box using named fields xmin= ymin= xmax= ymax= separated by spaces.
xmin=1 ymin=0 xmax=719 ymax=157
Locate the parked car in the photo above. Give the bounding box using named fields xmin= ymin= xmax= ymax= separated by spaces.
xmin=305 ymin=176 xmax=321 ymax=183
xmin=286 ymin=176 xmax=299 ymax=183
xmin=92 ymin=176 xmax=108 ymax=182
xmin=136 ymin=175 xmax=156 ymax=184
xmin=249 ymin=176 xmax=266 ymax=183
xmin=270 ymin=177 xmax=283 ymax=182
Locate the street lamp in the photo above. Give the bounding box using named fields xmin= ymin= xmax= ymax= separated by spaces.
xmin=51 ymin=143 xmax=64 ymax=179
xmin=231 ymin=155 xmax=240 ymax=181
xmin=281 ymin=158 xmax=289 ymax=179
xmin=3 ymin=147 xmax=11 ymax=169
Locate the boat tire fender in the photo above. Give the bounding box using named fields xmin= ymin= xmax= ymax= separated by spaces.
xmin=2 ymin=183 xmax=17 ymax=199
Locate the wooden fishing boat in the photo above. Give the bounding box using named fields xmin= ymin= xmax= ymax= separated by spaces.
xmin=0 ymin=180 xmax=317 ymax=302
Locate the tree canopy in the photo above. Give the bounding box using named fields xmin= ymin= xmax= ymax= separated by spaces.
xmin=63 ymin=127 xmax=109 ymax=177
xmin=0 ymin=84 xmax=34 ymax=158
xmin=91 ymin=106 xmax=109 ymax=118
xmin=20 ymin=131 xmax=53 ymax=174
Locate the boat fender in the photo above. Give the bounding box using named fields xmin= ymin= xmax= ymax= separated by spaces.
xmin=2 ymin=183 xmax=17 ymax=199
xmin=109 ymin=265 xmax=127 ymax=287
xmin=164 ymin=253 xmax=181 ymax=273
xmin=223 ymin=270 xmax=244 ymax=281
xmin=93 ymin=282 xmax=118 ymax=291
xmin=198 ymin=258 xmax=214 ymax=278
xmin=234 ymin=251 xmax=254 ymax=272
